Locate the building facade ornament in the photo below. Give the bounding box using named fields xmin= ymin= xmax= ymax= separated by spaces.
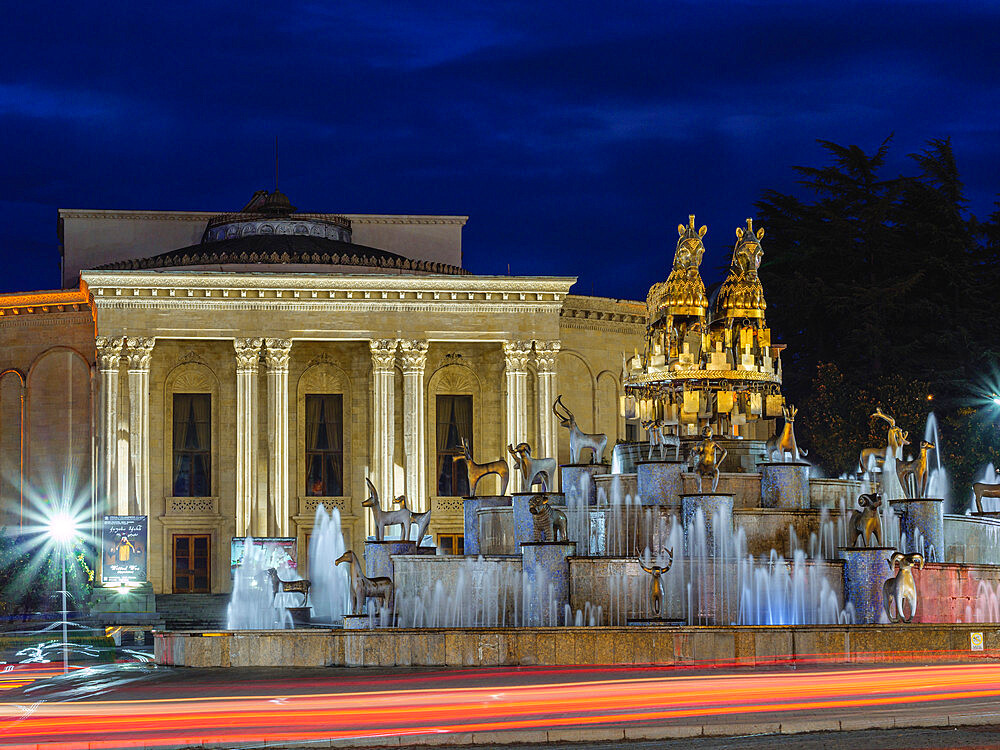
xmin=264 ymin=338 xmax=293 ymax=370
xmin=400 ymin=340 xmax=429 ymax=512
xmin=125 ymin=337 xmax=155 ymax=371
xmin=234 ymin=338 xmax=264 ymax=535
xmin=96 ymin=336 xmax=127 ymax=514
xmin=96 ymin=336 xmax=125 ymax=370
xmin=399 ymin=339 xmax=429 ymax=373
xmin=124 ymin=337 xmax=155 ymax=516
xmin=369 ymin=339 xmax=400 ymax=520
xmin=264 ymin=339 xmax=293 ymax=535
xmin=234 ymin=337 xmax=264 ymax=371
xmin=534 ymin=340 xmax=561 ymax=478
xmin=502 ymin=340 xmax=532 ymax=373
xmin=369 ymin=339 xmax=399 ymax=370
xmin=503 ymin=340 xmax=533 ymax=491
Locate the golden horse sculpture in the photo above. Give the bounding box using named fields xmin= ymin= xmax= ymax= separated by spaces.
xmin=638 ymin=549 xmax=673 ymax=617
xmin=690 ymin=426 xmax=727 ymax=492
xmin=973 ymin=482 xmax=1000 ymax=513
xmin=858 ymin=408 xmax=909 ymax=473
xmin=764 ymin=404 xmax=808 ymax=462
xmin=847 ymin=492 xmax=884 ymax=547
xmin=335 ymin=550 xmax=393 ymax=615
xmin=883 ymin=552 xmax=925 ymax=623
xmin=453 ymin=437 xmax=509 ymax=496
xmin=896 ymin=440 xmax=935 ymax=499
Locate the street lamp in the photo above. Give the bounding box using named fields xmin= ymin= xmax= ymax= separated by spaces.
xmin=46 ymin=509 xmax=79 ymax=674
xmin=992 ymin=393 xmax=1000 ymax=407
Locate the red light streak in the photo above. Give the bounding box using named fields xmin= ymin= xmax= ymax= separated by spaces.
xmin=3 ymin=662 xmax=1000 ymax=748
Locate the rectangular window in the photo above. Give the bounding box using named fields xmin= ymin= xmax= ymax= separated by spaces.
xmin=173 ymin=534 xmax=210 ymax=593
xmin=436 ymin=394 xmax=472 ymax=497
xmin=438 ymin=533 xmax=464 ymax=555
xmin=173 ymin=394 xmax=211 ymax=497
xmin=305 ymin=394 xmax=344 ymax=496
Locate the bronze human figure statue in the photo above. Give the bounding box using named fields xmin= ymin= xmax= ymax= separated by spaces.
xmin=453 ymin=437 xmax=509 ymax=496
xmin=528 ymin=494 xmax=567 ymax=542
xmin=883 ymin=552 xmax=924 ymax=623
xmin=690 ymin=425 xmax=727 ymax=492
xmin=335 ymin=550 xmax=393 ymax=615
xmin=638 ymin=549 xmax=673 ymax=617
xmin=848 ymin=492 xmax=884 ymax=547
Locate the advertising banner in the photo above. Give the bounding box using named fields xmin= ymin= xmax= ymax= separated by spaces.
xmin=230 ymin=537 xmax=298 ymax=576
xmin=102 ymin=515 xmax=148 ymax=584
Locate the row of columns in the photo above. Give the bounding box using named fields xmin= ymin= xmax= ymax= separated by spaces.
xmin=95 ymin=335 xmax=561 ymax=536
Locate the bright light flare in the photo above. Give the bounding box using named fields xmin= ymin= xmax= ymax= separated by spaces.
xmin=46 ymin=511 xmax=78 ymax=544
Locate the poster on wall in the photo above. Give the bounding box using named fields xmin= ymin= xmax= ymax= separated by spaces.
xmin=102 ymin=515 xmax=148 ymax=584
xmin=230 ymin=537 xmax=298 ymax=577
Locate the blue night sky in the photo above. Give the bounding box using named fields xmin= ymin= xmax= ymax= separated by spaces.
xmin=1 ymin=1 xmax=997 ymax=301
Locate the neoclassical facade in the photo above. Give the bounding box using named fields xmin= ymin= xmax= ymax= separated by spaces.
xmin=0 ymin=192 xmax=645 ymax=594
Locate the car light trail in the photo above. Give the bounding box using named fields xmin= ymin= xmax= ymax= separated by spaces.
xmin=3 ymin=662 xmax=1000 ymax=748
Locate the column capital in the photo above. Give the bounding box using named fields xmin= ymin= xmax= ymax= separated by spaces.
xmin=125 ymin=337 xmax=155 ymax=371
xmin=264 ymin=338 xmax=292 ymax=371
xmin=370 ymin=338 xmax=399 ymax=371
xmin=96 ymin=336 xmax=126 ymax=370
xmin=234 ymin=337 xmax=264 ymax=371
xmin=533 ymin=340 xmax=561 ymax=373
xmin=398 ymin=340 xmax=429 ymax=374
xmin=503 ymin=340 xmax=532 ymax=373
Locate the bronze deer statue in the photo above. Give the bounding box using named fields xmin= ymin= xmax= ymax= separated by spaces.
xmin=363 ymin=477 xmax=412 ymax=541
xmin=265 ymin=568 xmax=311 ymax=606
xmin=858 ymin=408 xmax=909 ymax=473
xmin=973 ymin=481 xmax=1000 ymax=513
xmin=896 ymin=441 xmax=935 ymax=499
xmin=335 ymin=550 xmax=393 ymax=615
xmin=453 ymin=436 xmax=509 ymax=496
xmin=765 ymin=404 xmax=807 ymax=461
xmin=553 ymin=395 xmax=608 ymax=464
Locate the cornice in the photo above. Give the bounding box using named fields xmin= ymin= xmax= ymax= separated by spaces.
xmin=560 ymin=294 xmax=646 ymax=330
xmin=559 ymin=317 xmax=645 ymax=336
xmin=0 ymin=310 xmax=94 ymax=328
xmin=0 ymin=288 xmax=90 ymax=311
xmin=60 ymin=209 xmax=468 ymax=226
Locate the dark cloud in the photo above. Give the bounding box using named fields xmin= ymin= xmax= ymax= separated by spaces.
xmin=0 ymin=0 xmax=996 ymax=298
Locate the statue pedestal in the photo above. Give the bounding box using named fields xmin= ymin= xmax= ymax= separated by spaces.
xmin=561 ymin=463 xmax=609 ymax=508
xmin=364 ymin=540 xmax=416 ymax=580
xmin=463 ymin=495 xmax=510 ymax=555
xmin=343 ymin=614 xmax=373 ymax=630
xmin=681 ymin=493 xmax=735 ymax=553
xmin=512 ymin=492 xmax=565 ymax=548
xmin=759 ymin=461 xmax=810 ymax=509
xmin=890 ymin=498 xmax=944 ymax=561
xmin=520 ymin=541 xmax=576 ymax=626
xmin=839 ymin=546 xmax=894 ymax=624
xmin=636 ymin=460 xmax=685 ymax=506
xmin=287 ymin=606 xmax=312 ymax=628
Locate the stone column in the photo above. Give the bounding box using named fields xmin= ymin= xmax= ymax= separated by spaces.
xmin=125 ymin=337 xmax=154 ymax=516
xmin=534 ymin=340 xmax=560 ymax=490
xmin=234 ymin=338 xmax=263 ymax=537
xmin=503 ymin=341 xmax=532 ymax=492
xmin=399 ymin=340 xmax=429 ymax=513
xmin=369 ymin=339 xmax=398 ymax=510
xmin=96 ymin=336 xmax=125 ymax=515
xmin=265 ymin=338 xmax=292 ymax=537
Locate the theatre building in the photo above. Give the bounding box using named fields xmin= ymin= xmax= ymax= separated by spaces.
xmin=0 ymin=191 xmax=644 ymax=594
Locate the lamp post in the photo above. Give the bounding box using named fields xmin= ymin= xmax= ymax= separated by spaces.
xmin=47 ymin=511 xmax=78 ymax=674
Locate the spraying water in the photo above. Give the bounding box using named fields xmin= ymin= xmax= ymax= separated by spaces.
xmin=308 ymin=504 xmax=350 ymax=623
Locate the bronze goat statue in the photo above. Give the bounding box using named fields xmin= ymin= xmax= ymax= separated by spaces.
xmin=847 ymin=492 xmax=884 ymax=547
xmin=528 ymin=493 xmax=567 ymax=542
xmin=553 ymin=395 xmax=608 ymax=464
xmin=507 ymin=442 xmax=556 ymax=491
xmin=883 ymin=552 xmax=924 ymax=623
xmin=765 ymin=404 xmax=808 ymax=462
xmin=265 ymin=567 xmax=311 ymax=606
xmin=858 ymin=408 xmax=909 ymax=473
xmin=453 ymin=436 xmax=509 ymax=496
xmin=335 ymin=550 xmax=393 ymax=615
xmin=896 ymin=440 xmax=935 ymax=499
xmin=363 ymin=477 xmax=414 ymax=542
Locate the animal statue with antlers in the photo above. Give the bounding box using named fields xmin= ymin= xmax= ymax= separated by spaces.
xmin=528 ymin=494 xmax=567 ymax=542
xmin=453 ymin=437 xmax=509 ymax=496
xmin=847 ymin=492 xmax=884 ymax=547
xmin=642 ymin=419 xmax=680 ymax=461
xmin=896 ymin=441 xmax=935 ymax=499
xmin=507 ymin=442 xmax=556 ymax=491
xmin=266 ymin=568 xmax=311 ymax=607
xmin=764 ymin=404 xmax=808 ymax=462
xmin=858 ymin=408 xmax=910 ymax=474
xmin=638 ymin=549 xmax=674 ymax=616
xmin=973 ymin=481 xmax=1000 ymax=513
xmin=363 ymin=478 xmax=413 ymax=542
xmin=553 ymin=395 xmax=608 ymax=464
xmin=883 ymin=552 xmax=925 ymax=623
xmin=335 ymin=550 xmax=393 ymax=615
xmin=689 ymin=425 xmax=727 ymax=492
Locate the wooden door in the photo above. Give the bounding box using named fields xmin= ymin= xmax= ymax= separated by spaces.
xmin=173 ymin=534 xmax=210 ymax=593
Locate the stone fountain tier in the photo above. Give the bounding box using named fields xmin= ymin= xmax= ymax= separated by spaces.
xmin=838 ymin=546 xmax=894 ymax=624
xmin=636 ymin=460 xmax=685 ymax=506
xmin=520 ymin=541 xmax=576 ymax=626
xmin=594 ymin=472 xmax=637 ymax=503
xmin=890 ymin=498 xmax=944 ymax=561
xmin=463 ymin=495 xmax=511 ymax=555
xmin=681 ymin=493 xmax=735 ymax=552
xmin=758 ymin=461 xmax=810 ymax=509
xmin=561 ymin=463 xmax=610 ymax=508
xmin=681 ymin=472 xmax=761 ymax=508
xmin=734 ymin=508 xmax=828 ymax=557
xmin=364 ymin=540 xmax=416 ymax=579
xmin=511 ymin=492 xmax=565 ymax=547
xmin=809 ymin=477 xmax=871 ymax=509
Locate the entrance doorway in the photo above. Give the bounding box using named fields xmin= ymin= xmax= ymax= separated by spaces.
xmin=173 ymin=534 xmax=210 ymax=593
